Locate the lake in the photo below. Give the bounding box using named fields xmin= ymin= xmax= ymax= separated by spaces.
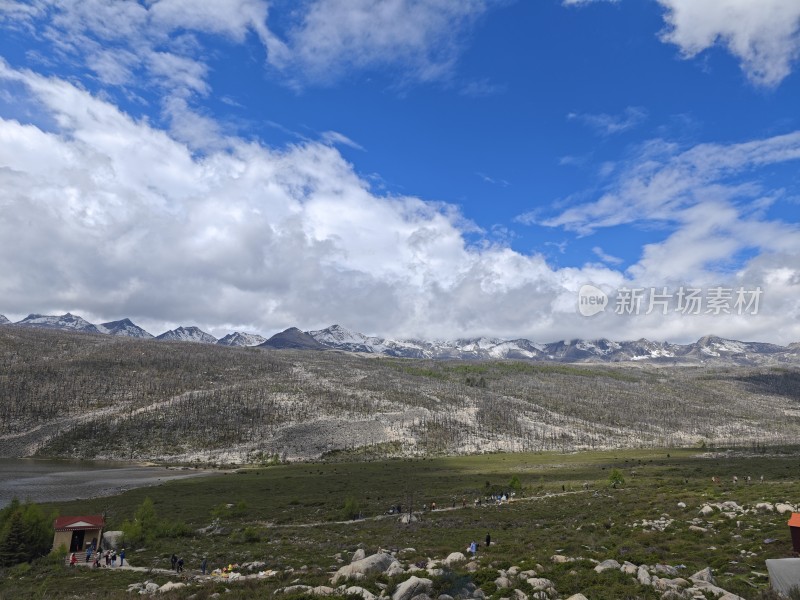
xmin=0 ymin=458 xmax=216 ymax=507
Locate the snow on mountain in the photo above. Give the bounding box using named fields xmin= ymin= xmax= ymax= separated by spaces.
xmin=156 ymin=326 xmax=217 ymax=344
xmin=0 ymin=314 xmax=8 ymax=325
xmin=15 ymin=312 xmax=101 ymax=334
xmin=97 ymin=318 xmax=153 ymax=338
xmin=216 ymin=332 xmax=267 ymax=347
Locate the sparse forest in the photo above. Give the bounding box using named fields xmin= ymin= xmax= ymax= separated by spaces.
xmin=1 ymin=327 xmax=799 ymax=463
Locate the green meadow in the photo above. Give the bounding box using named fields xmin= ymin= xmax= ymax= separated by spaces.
xmin=2 ymin=447 xmax=799 ymax=599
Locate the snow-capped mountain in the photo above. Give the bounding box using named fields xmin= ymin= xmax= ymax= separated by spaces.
xmin=97 ymin=318 xmax=153 ymax=338
xmin=15 ymin=313 xmax=101 ymax=334
xmin=0 ymin=314 xmax=8 ymax=325
xmin=305 ymin=325 xmax=798 ymax=365
xmin=216 ymin=332 xmax=267 ymax=347
xmin=156 ymin=326 xmax=217 ymax=344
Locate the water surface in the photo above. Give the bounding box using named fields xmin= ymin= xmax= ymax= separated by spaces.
xmin=0 ymin=458 xmax=215 ymax=507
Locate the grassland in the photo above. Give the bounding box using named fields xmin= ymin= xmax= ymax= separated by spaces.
xmin=2 ymin=447 xmax=799 ymax=599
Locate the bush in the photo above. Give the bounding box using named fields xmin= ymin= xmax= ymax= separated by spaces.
xmin=342 ymin=497 xmax=361 ymax=520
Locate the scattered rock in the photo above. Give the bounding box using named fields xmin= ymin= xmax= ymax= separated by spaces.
xmin=688 ymin=525 xmax=707 ymax=533
xmin=690 ymin=567 xmax=715 ymax=584
xmin=511 ymin=590 xmax=528 ymax=600
xmin=637 ymin=566 xmax=651 ymax=586
xmin=776 ymin=503 xmax=795 ymax=515
xmin=495 ymin=576 xmax=512 ymax=589
xmin=312 ymin=586 xmax=335 ymax=596
xmin=550 ymin=555 xmax=574 ymax=564
xmin=159 ymin=582 xmax=186 ymax=593
xmin=276 ymin=585 xmax=312 ymax=595
xmin=332 ymin=553 xmax=396 ymax=584
xmin=594 ymin=559 xmax=620 ymax=573
xmin=699 ymin=505 xmax=714 ymax=516
xmin=525 ymin=578 xmax=554 ymax=591
xmin=346 ymin=586 xmax=376 ymax=600
xmin=392 ymin=576 xmax=434 ymax=600
xmin=620 ymin=561 xmax=637 ymax=575
xmin=677 ymin=502 xmax=686 ymax=508
xmin=565 ymin=595 xmax=588 ymax=600
xmin=352 ymin=549 xmax=367 ymax=562
xmin=755 ymin=502 xmax=774 ymax=512
xmin=444 ymin=552 xmax=466 ymax=566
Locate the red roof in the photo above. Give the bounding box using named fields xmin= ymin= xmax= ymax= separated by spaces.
xmin=53 ymin=515 xmax=105 ymax=530
xmin=789 ymin=513 xmax=800 ymax=528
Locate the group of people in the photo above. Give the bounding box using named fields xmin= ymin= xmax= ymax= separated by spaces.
xmin=69 ymin=547 xmax=124 ymax=568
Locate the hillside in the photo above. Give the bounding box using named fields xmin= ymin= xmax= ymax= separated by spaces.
xmin=1 ymin=326 xmax=799 ymax=463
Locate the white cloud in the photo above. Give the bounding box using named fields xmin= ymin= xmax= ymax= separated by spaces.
xmin=1 ymin=64 xmax=799 ymax=344
xmin=657 ymin=0 xmax=800 ymax=87
xmin=567 ymin=106 xmax=648 ymax=136
xmin=267 ymin=0 xmax=493 ymax=86
xmin=542 ymin=132 xmax=800 ymax=235
xmin=592 ymin=246 xmax=624 ymax=265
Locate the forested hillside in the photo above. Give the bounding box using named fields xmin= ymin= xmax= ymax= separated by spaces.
xmin=1 ymin=327 xmax=798 ymax=463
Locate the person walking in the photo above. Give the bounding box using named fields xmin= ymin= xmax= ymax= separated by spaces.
xmin=69 ymin=552 xmax=77 ymax=567
xmin=201 ymin=557 xmax=207 ymax=575
xmin=485 ymin=532 xmax=491 ymax=547
xmin=177 ymin=557 xmax=184 ymax=573
xmin=119 ymin=548 xmax=125 ymax=567
xmin=171 ymin=553 xmax=178 ymax=571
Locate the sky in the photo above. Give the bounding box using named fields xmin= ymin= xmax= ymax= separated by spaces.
xmin=0 ymin=0 xmax=799 ymax=344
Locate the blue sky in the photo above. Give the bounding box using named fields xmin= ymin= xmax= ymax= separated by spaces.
xmin=0 ymin=0 xmax=799 ymax=343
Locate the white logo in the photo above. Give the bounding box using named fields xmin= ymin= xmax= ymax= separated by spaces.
xmin=578 ymin=284 xmax=608 ymax=317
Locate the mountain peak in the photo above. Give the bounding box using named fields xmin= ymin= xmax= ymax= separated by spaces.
xmin=260 ymin=327 xmax=327 ymax=350
xmin=217 ymin=332 xmax=267 ymax=347
xmin=98 ymin=318 xmax=153 ymax=339
xmin=156 ymin=326 xmax=217 ymax=344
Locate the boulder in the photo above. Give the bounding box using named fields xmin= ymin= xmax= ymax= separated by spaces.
xmin=565 ymin=595 xmax=589 ymax=600
xmin=719 ymin=594 xmax=746 ymax=600
xmin=550 ymin=555 xmax=574 ymax=564
xmin=512 ymin=590 xmax=528 ymax=600
xmin=755 ymin=502 xmax=774 ymax=512
xmin=653 ymin=564 xmax=679 ymax=576
xmin=699 ymin=505 xmax=714 ymax=516
xmin=776 ymin=503 xmax=795 ymax=515
xmin=159 ymin=581 xmax=186 ymax=593
xmin=386 ymin=561 xmax=405 ymax=577
xmin=392 ymin=576 xmax=433 ymax=600
xmin=444 ymin=552 xmax=466 ymax=566
xmin=637 ymin=566 xmax=651 ymax=586
xmin=507 ymin=566 xmax=520 ymax=576
xmin=277 ymin=585 xmax=312 ymax=595
xmin=677 ymin=502 xmax=686 ymax=508
xmin=690 ymin=567 xmax=715 ymax=584
xmin=465 ymin=561 xmax=479 ymax=572
xmin=494 ymin=576 xmax=512 ymax=589
xmin=346 ymin=586 xmax=377 ymax=600
xmin=689 ymin=525 xmax=707 ymax=533
xmin=145 ymin=582 xmax=160 ymax=594
xmin=102 ymin=531 xmax=124 ymax=550
xmin=352 ymin=549 xmax=367 ymax=562
xmin=594 ymin=559 xmax=620 ymax=573
xmin=332 ymin=553 xmax=396 ymax=584
xmin=525 ymin=578 xmax=553 ymax=591
xmin=312 ymin=586 xmax=335 ymax=596
xmin=620 ymin=561 xmax=637 ymax=575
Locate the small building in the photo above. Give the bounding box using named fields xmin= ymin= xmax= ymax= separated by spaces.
xmin=53 ymin=515 xmax=105 ymax=553
xmin=789 ymin=512 xmax=800 ymax=553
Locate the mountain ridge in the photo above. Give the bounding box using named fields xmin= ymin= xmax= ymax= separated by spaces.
xmin=1 ymin=312 xmax=798 ymax=364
